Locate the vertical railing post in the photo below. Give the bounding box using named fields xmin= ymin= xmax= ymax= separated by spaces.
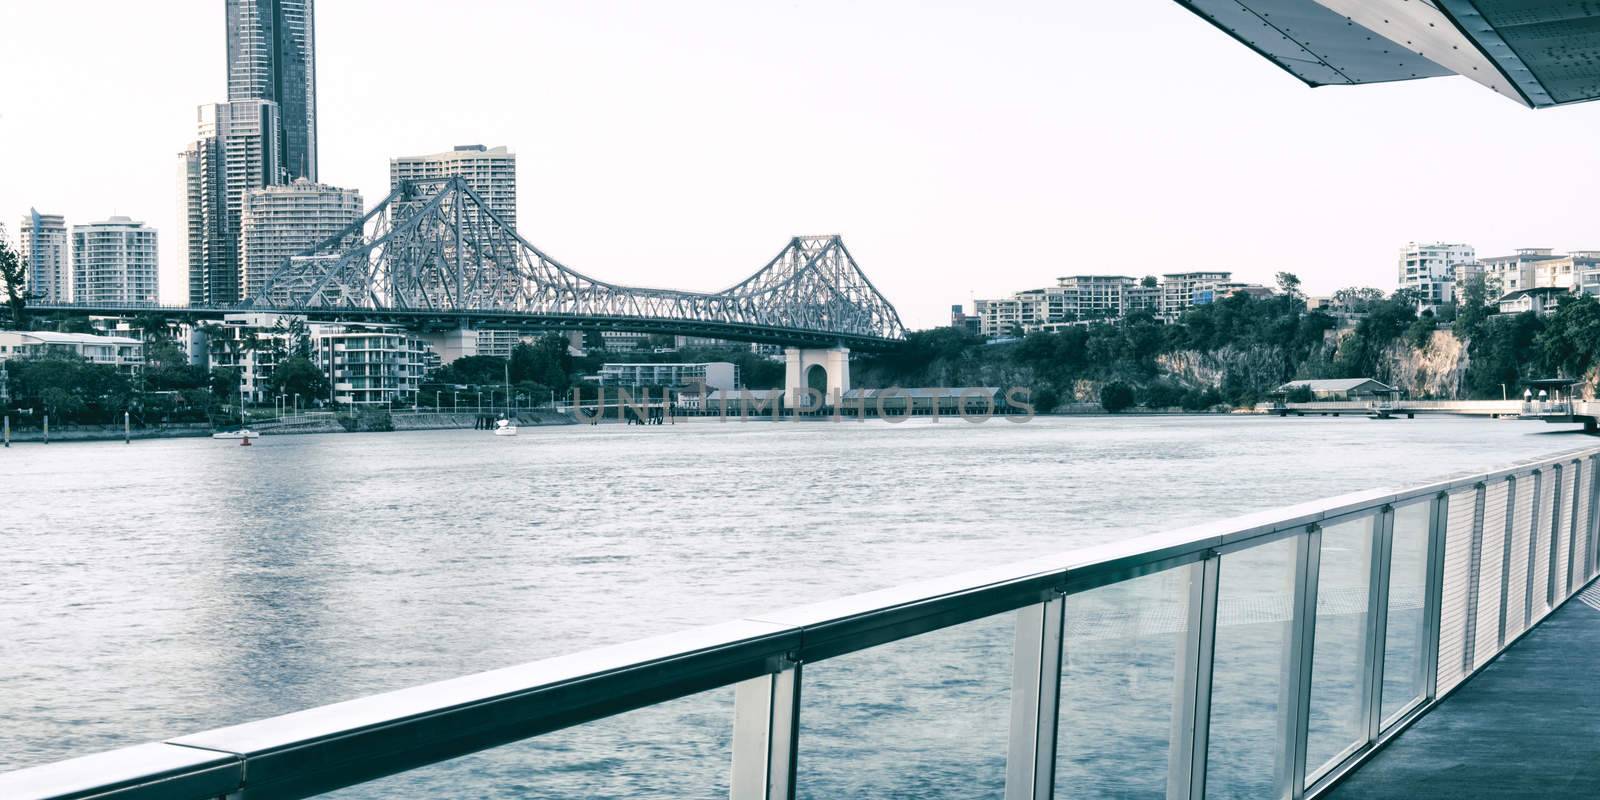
xmin=1421 ymin=492 xmax=1450 ymax=702
xmin=1005 ymin=594 xmax=1065 ymax=800
xmin=1589 ymin=456 xmax=1600 ymax=580
xmin=1280 ymin=525 xmax=1321 ymax=799
xmin=1587 ymin=457 xmax=1600 ymax=581
xmin=1525 ymin=470 xmax=1543 ymax=623
xmin=1460 ymin=484 xmax=1487 ymax=672
xmin=1497 ymin=476 xmax=1518 ymax=649
xmin=1548 ymin=463 xmax=1564 ymax=608
xmin=1364 ymin=507 xmax=1395 ymax=742
xmin=730 ymin=659 xmax=801 ymax=800
xmin=1168 ymin=555 xmax=1219 ymax=800
xmin=1565 ymin=459 xmax=1582 ymax=597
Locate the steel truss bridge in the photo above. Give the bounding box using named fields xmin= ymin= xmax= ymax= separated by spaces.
xmin=29 ymin=177 xmax=906 ymax=351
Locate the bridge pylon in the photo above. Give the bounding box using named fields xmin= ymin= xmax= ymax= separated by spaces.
xmin=785 ymin=347 xmax=850 ymax=411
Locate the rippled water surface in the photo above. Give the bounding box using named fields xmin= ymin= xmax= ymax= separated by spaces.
xmin=0 ymin=415 xmax=1588 ymax=795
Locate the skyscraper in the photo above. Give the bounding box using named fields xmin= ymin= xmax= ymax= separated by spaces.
xmin=18 ymin=210 xmax=69 ymax=303
xmin=226 ymin=0 xmax=317 ymax=182
xmin=389 ymin=145 xmax=518 ymax=229
xmin=239 ymin=179 xmax=362 ymax=300
xmin=183 ymin=100 xmax=282 ymax=305
xmin=72 ymin=217 xmax=159 ymax=304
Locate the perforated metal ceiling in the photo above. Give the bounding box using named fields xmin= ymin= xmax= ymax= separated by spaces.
xmin=1175 ymin=0 xmax=1600 ymax=108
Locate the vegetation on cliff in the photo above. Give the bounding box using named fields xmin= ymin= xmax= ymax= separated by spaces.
xmin=857 ymin=276 xmax=1600 ymax=411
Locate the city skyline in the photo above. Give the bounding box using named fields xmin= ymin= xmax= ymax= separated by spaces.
xmin=3 ymin=1 xmax=1600 ymax=329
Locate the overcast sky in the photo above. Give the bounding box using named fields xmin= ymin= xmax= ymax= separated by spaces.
xmin=3 ymin=1 xmax=1598 ymax=329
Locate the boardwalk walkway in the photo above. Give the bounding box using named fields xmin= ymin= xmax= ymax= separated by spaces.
xmin=1328 ymin=582 xmax=1600 ymax=798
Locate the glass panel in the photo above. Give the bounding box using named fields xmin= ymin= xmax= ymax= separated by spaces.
xmin=1206 ymin=534 xmax=1300 ymax=800
xmin=797 ymin=610 xmax=1015 ymax=798
xmin=320 ymin=686 xmax=733 ymax=798
xmin=1056 ymin=563 xmax=1196 ymax=798
xmin=1305 ymin=515 xmax=1377 ymax=780
xmin=1381 ymin=501 xmax=1431 ymax=724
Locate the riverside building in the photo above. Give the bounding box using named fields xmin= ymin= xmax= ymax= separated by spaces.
xmin=0 ymin=331 xmax=143 ymax=375
xmin=389 ymin=145 xmax=517 ymax=229
xmin=17 ymin=210 xmax=69 ymax=303
xmin=226 ymin=0 xmax=317 ymax=182
xmin=70 ymin=217 xmax=158 ymax=304
xmin=238 ymin=179 xmax=362 ymax=300
xmin=1397 ymin=242 xmax=1474 ymax=310
xmin=312 ymin=324 xmax=429 ymax=406
xmin=1158 ymin=271 xmax=1233 ymax=322
xmin=183 ymin=99 xmax=282 ymax=305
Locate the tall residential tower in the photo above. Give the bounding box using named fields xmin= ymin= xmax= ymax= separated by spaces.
xmin=183 ymin=100 xmax=282 ymax=305
xmin=239 ymin=179 xmax=362 ymax=300
xmin=389 ymin=145 xmax=518 ymax=229
xmin=226 ymin=0 xmax=317 ymax=182
xmin=72 ymin=217 xmax=159 ymax=304
xmin=18 ymin=210 xmax=69 ymax=303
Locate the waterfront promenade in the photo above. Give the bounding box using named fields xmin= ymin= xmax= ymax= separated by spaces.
xmin=1327 ymin=590 xmax=1600 ymax=798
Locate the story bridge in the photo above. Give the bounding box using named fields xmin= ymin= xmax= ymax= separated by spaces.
xmin=28 ymin=177 xmax=907 ymax=356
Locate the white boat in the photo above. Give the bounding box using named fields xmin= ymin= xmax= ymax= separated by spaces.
xmin=492 ymin=363 xmax=518 ymax=436
xmin=212 ymin=429 xmax=258 ymax=440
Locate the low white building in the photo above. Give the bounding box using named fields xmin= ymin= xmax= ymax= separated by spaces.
xmin=313 ymin=324 xmax=429 ymax=406
xmin=595 ymin=362 xmax=740 ymax=393
xmin=0 ymin=330 xmax=144 ymax=374
xmin=1497 ymin=287 xmax=1569 ymax=316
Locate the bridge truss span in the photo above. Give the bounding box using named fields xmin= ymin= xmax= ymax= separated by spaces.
xmin=252 ymin=177 xmax=906 ymax=349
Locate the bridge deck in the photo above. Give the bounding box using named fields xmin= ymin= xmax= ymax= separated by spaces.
xmin=1328 ymin=582 xmax=1600 ymax=799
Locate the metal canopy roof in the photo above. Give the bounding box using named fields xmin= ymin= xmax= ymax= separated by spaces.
xmin=1175 ymin=0 xmax=1600 ymax=107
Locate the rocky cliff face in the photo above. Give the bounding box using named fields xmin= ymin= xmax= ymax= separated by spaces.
xmin=1157 ymin=346 xmax=1294 ymax=390
xmin=1379 ymin=330 xmax=1468 ymax=399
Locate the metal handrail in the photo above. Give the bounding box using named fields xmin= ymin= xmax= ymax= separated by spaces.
xmin=5 ymin=444 xmax=1600 ymax=800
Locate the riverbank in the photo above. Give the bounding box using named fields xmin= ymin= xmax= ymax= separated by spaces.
xmin=0 ymin=410 xmax=577 ymax=444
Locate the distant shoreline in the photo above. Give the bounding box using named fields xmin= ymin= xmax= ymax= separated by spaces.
xmin=0 ymin=411 xmax=576 ymax=444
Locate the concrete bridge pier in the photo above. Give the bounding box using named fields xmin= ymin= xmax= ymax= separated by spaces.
xmin=785 ymin=347 xmax=850 ymax=411
xmin=420 ymin=327 xmax=478 ymax=365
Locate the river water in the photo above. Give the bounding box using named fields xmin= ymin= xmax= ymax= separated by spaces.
xmin=0 ymin=416 xmax=1589 ymax=796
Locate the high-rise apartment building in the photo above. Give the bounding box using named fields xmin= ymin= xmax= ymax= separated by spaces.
xmin=18 ymin=210 xmax=69 ymax=303
xmin=239 ymin=179 xmax=362 ymax=300
xmin=389 ymin=145 xmax=518 ymax=229
xmin=184 ymin=100 xmax=282 ymax=305
xmin=226 ymin=0 xmax=317 ymax=182
xmin=1397 ymin=242 xmax=1474 ymax=309
xmin=71 ymin=217 xmax=158 ymax=304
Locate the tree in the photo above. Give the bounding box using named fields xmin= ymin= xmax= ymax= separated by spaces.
xmin=210 ymin=367 xmax=242 ymax=401
xmin=1141 ymin=275 xmax=1158 ymax=288
xmin=1454 ymin=274 xmax=1492 ymax=342
xmin=268 ymin=356 xmax=331 ymax=402
xmin=1100 ymin=381 xmax=1136 ymax=412
xmin=0 ymin=225 xmax=30 ymax=329
xmin=1275 ymin=272 xmax=1303 ymax=301
xmin=1534 ymin=293 xmax=1600 ymax=379
xmin=6 ymin=356 xmax=132 ymax=423
xmin=1332 ymin=287 xmax=1385 ymax=312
